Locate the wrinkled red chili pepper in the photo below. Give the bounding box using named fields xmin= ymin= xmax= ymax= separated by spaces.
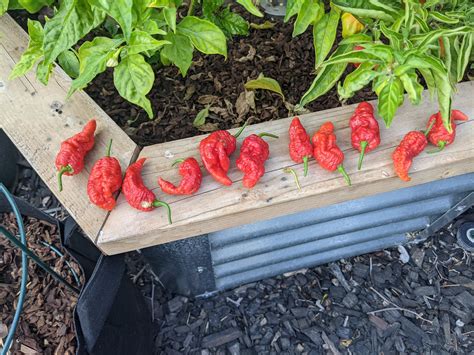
xmin=199 ymin=121 xmax=248 ymax=186
xmin=289 ymin=117 xmax=312 ymax=177
xmin=158 ymin=157 xmax=202 ymax=195
xmin=312 ymin=122 xmax=351 ymax=186
xmin=349 ymin=102 xmax=380 ymax=170
xmin=392 ymin=123 xmax=434 ymax=182
xmin=236 ymin=133 xmax=278 ymax=188
xmin=55 ymin=119 xmax=96 ymax=192
xmin=122 ymin=157 xmax=172 ymax=224
xmin=426 ymin=109 xmax=468 ymax=153
xmin=87 ymin=139 xmax=122 ymax=211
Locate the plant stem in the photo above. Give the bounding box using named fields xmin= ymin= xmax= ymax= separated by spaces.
xmin=172 ymin=158 xmax=185 ymax=167
xmin=187 ymin=0 xmax=195 ymax=16
xmin=57 ymin=165 xmax=72 ymax=192
xmin=284 ymin=168 xmax=301 ymax=191
xmin=303 ymin=156 xmax=309 ymax=177
xmin=106 ymin=139 xmax=113 ymax=157
xmin=153 ymin=200 xmax=173 ymax=224
xmin=258 ymin=133 xmax=279 ymax=139
xmin=358 ymin=141 xmax=368 ymax=170
xmin=233 ymin=119 xmax=250 ymax=138
xmin=337 ymin=165 xmax=351 ymax=186
xmin=427 ymin=141 xmax=446 ymax=154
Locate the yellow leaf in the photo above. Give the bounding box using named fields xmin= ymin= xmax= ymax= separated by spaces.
xmin=244 ymin=73 xmax=285 ymax=99
xmin=341 ymin=13 xmax=364 ymax=39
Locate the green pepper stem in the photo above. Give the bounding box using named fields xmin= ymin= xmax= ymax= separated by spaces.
xmin=106 ymin=139 xmax=113 ymax=157
xmin=187 ymin=0 xmax=195 ymax=16
xmin=337 ymin=165 xmax=351 ymax=186
xmin=303 ymin=156 xmax=309 ymax=177
xmin=57 ymin=165 xmax=72 ymax=192
xmin=358 ymin=141 xmax=368 ymax=170
xmin=233 ymin=119 xmax=250 ymax=138
xmin=258 ymin=133 xmax=279 ymax=139
xmin=424 ymin=119 xmax=436 ymax=136
xmin=283 ymin=168 xmax=301 ymax=191
xmin=152 ymin=200 xmax=172 ymax=224
xmin=172 ymin=158 xmax=185 ymax=167
xmin=427 ymin=140 xmax=446 ymax=154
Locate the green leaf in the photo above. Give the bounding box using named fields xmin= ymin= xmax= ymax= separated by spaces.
xmin=163 ymin=6 xmax=176 ymax=32
xmin=456 ymin=33 xmax=473 ymax=82
xmin=377 ymin=77 xmax=404 ymax=127
xmin=9 ymin=19 xmax=44 ymax=79
xmin=148 ymin=0 xmax=170 ymax=7
xmin=58 ymin=50 xmax=80 ymax=78
xmin=434 ymin=71 xmax=452 ymax=131
xmin=209 ymin=6 xmax=249 ymax=37
xmin=16 ymin=0 xmax=53 ymax=13
xmin=193 ymin=105 xmax=210 ymax=127
xmin=69 ymin=37 xmax=124 ymax=94
xmin=127 ymin=30 xmax=171 ymax=55
xmin=0 ymin=0 xmax=8 ymax=15
xmin=300 ymin=44 xmax=351 ymax=106
xmin=43 ymin=0 xmax=105 ymax=66
xmin=177 ymin=16 xmax=227 ymax=57
xmin=380 ymin=22 xmax=402 ymax=49
xmin=236 ymin=0 xmax=263 ymax=17
xmin=202 ymin=0 xmax=224 ymax=17
xmin=113 ymin=54 xmax=154 ymax=118
xmin=418 ymin=68 xmax=436 ymax=99
xmin=140 ymin=18 xmax=168 ymax=35
xmin=429 ymin=11 xmax=460 ymax=24
xmin=339 ymin=33 xmax=372 ymax=44
xmin=314 ymin=7 xmax=340 ymax=69
xmin=88 ymin=0 xmax=133 ymax=41
xmin=292 ymin=0 xmax=322 ymax=37
xmin=413 ymin=26 xmax=472 ymax=51
xmin=399 ymin=71 xmax=423 ymax=105
xmin=36 ymin=59 xmax=53 ymax=85
xmin=395 ymin=53 xmax=446 ymax=77
xmin=250 ymin=21 xmax=275 ymax=30
xmin=284 ymin=0 xmax=303 ymax=22
xmin=338 ymin=63 xmax=378 ymax=99
xmin=322 ymin=49 xmax=384 ymax=67
xmin=132 ymin=0 xmax=152 ymax=27
xmin=332 ymin=0 xmax=397 ymax=22
xmin=244 ymin=73 xmax=285 ymax=99
xmin=161 ymin=31 xmax=193 ymax=76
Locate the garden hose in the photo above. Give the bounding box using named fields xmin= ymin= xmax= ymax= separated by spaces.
xmin=0 ymin=183 xmax=28 ymax=355
xmin=0 ymin=183 xmax=80 ymax=355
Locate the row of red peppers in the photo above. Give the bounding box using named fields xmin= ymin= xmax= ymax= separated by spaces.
xmin=55 ymin=105 xmax=468 ymax=223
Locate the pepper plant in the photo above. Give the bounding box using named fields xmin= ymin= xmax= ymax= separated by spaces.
xmin=299 ymin=0 xmax=474 ymax=130
xmin=3 ymin=0 xmax=261 ymax=118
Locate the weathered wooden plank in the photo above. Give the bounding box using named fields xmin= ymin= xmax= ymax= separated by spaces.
xmin=0 ymin=14 xmax=139 ymax=243
xmin=98 ymin=81 xmax=474 ymax=255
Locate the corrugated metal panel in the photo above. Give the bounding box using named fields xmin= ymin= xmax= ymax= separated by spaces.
xmin=210 ymin=173 xmax=474 ymax=291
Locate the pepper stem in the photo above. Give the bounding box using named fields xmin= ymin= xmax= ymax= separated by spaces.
xmin=283 ymin=168 xmax=301 ymax=191
xmin=258 ymin=133 xmax=279 ymax=139
xmin=57 ymin=165 xmax=72 ymax=192
xmin=303 ymin=156 xmax=309 ymax=177
xmin=424 ymin=119 xmax=436 ymax=136
xmin=427 ymin=140 xmax=447 ymax=154
xmin=358 ymin=141 xmax=368 ymax=170
xmin=172 ymin=158 xmax=185 ymax=167
xmin=106 ymin=139 xmax=113 ymax=157
xmin=152 ymin=200 xmax=172 ymax=224
xmin=337 ymin=165 xmax=351 ymax=186
xmin=233 ymin=119 xmax=250 ymax=138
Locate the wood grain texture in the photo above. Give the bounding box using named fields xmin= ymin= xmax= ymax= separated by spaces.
xmin=0 ymin=14 xmax=139 ymax=243
xmin=98 ymin=81 xmax=474 ymax=254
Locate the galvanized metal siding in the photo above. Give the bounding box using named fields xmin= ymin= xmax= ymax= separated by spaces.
xmin=209 ymin=174 xmax=474 ymax=290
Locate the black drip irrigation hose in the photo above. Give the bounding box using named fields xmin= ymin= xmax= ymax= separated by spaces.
xmin=0 ymin=184 xmax=80 ymax=355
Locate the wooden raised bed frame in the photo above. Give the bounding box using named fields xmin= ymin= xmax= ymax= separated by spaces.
xmin=1 ymin=14 xmax=473 ymax=255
